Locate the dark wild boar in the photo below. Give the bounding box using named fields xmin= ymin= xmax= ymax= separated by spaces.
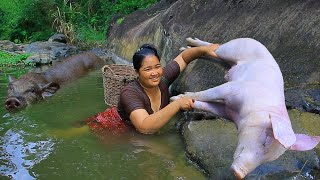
xmin=5 ymin=52 xmax=105 ymax=111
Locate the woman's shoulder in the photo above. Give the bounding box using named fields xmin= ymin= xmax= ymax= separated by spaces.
xmin=120 ymin=79 xmax=142 ymax=95
xmin=118 ymin=79 xmax=148 ymax=118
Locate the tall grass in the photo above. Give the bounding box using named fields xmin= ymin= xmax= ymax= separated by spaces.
xmin=52 ymin=5 xmax=76 ymax=44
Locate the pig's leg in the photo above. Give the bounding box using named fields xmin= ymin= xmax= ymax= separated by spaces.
xmin=171 ymin=82 xmax=240 ymax=118
xmin=182 ymin=82 xmax=241 ymax=102
xmin=170 ymin=92 xmax=232 ymax=119
xmin=186 ymin=37 xmax=213 ymax=46
xmin=193 ymin=101 xmax=231 ymax=119
xmin=183 ymin=37 xmax=233 ymax=67
xmin=185 ymin=37 xmax=236 ymax=65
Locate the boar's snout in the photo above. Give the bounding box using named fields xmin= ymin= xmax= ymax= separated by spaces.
xmin=5 ymin=97 xmax=24 ymax=111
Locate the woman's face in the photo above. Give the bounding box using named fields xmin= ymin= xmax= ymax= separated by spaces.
xmin=138 ymin=55 xmax=163 ymax=88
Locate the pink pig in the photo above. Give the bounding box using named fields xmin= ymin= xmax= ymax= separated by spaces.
xmin=171 ymin=38 xmax=320 ymax=179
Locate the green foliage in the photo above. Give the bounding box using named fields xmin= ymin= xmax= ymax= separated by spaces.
xmin=0 ymin=1 xmax=26 ymax=41
xmin=116 ymin=18 xmax=125 ymax=25
xmin=0 ymin=0 xmax=56 ymax=43
xmin=0 ymin=51 xmax=33 ymax=67
xmin=0 ymin=0 xmax=160 ymax=47
xmin=75 ymin=25 xmax=106 ymax=50
xmin=112 ymin=0 xmax=158 ymax=15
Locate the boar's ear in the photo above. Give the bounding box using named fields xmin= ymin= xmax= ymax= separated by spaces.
xmin=289 ymin=134 xmax=320 ymax=151
xmin=8 ymin=75 xmax=17 ymax=82
xmin=41 ymin=82 xmax=60 ymax=98
xmin=270 ymin=114 xmax=296 ymax=149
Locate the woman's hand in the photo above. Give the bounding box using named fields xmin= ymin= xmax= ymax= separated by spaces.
xmin=175 ymin=38 xmax=220 ymax=72
xmin=130 ymin=96 xmax=194 ymax=134
xmin=174 ymin=96 xmax=194 ymax=111
xmin=203 ymin=44 xmax=220 ymax=58
xmin=185 ymin=37 xmax=220 ymax=58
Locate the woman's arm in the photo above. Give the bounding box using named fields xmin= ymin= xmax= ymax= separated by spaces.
xmin=129 ymin=97 xmax=194 ymax=134
xmin=174 ymin=43 xmax=220 ymax=72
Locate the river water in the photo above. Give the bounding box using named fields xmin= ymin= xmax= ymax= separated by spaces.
xmin=0 ymin=67 xmax=205 ymax=179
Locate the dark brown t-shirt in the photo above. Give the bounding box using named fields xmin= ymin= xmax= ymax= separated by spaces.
xmin=118 ymin=61 xmax=180 ymax=122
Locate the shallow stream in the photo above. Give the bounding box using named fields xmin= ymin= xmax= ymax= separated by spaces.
xmin=0 ymin=67 xmax=205 ymax=179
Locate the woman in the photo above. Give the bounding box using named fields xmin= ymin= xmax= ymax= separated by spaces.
xmin=117 ymin=42 xmax=220 ymax=134
xmin=56 ymin=39 xmax=220 ymax=137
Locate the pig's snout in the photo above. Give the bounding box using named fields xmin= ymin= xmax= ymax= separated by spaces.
xmin=5 ymin=98 xmax=22 ymax=111
xmin=230 ymin=163 xmax=247 ymax=179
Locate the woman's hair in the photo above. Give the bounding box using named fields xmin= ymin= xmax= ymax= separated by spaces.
xmin=133 ymin=44 xmax=160 ymax=70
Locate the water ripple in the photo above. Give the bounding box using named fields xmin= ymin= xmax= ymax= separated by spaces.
xmin=0 ymin=129 xmax=55 ymax=179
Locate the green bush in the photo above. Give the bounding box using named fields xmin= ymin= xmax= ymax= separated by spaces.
xmin=0 ymin=51 xmax=33 ymax=67
xmin=0 ymin=0 xmax=159 ymax=47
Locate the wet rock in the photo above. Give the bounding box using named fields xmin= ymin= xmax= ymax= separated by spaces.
xmin=48 ymin=33 xmax=67 ymax=43
xmin=0 ymin=36 xmax=121 ymax=67
xmin=180 ymin=111 xmax=320 ymax=180
xmin=0 ymin=35 xmax=79 ymax=65
xmin=286 ymin=84 xmax=320 ymax=114
xmin=24 ymin=41 xmax=78 ymax=64
xmin=0 ymin=40 xmax=23 ymax=52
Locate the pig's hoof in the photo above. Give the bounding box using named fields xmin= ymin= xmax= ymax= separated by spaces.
xmin=230 ymin=164 xmax=247 ymax=179
xmin=170 ymin=96 xmax=179 ymax=101
xmin=186 ymin=37 xmax=210 ymax=47
xmin=179 ymin=47 xmax=187 ymax=52
xmin=186 ymin=37 xmax=200 ymax=46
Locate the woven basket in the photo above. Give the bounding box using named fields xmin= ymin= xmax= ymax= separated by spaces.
xmin=102 ymin=64 xmax=137 ymax=107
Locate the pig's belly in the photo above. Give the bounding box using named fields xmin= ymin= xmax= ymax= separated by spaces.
xmin=226 ymin=83 xmax=285 ymax=117
xmin=226 ymin=61 xmax=282 ymax=84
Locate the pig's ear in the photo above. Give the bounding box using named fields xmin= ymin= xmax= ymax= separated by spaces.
xmin=41 ymin=82 xmax=60 ymax=98
xmin=289 ymin=134 xmax=320 ymax=151
xmin=270 ymin=115 xmax=296 ymax=149
xmin=8 ymin=75 xmax=17 ymax=82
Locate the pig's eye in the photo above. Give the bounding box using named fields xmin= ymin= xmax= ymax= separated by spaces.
xmin=30 ymin=88 xmax=36 ymax=93
xmin=9 ymin=85 xmax=13 ymax=91
xmin=26 ymin=87 xmax=36 ymax=93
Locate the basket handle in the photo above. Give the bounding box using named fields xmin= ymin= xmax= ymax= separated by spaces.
xmin=102 ymin=65 xmax=114 ymax=75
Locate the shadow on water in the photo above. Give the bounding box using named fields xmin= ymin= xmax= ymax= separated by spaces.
xmin=0 ymin=68 xmax=205 ymax=179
